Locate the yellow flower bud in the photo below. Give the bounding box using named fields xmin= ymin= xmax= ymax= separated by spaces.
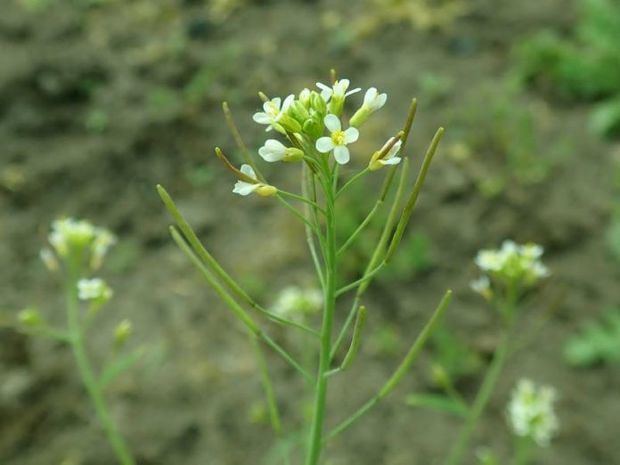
xmin=256 ymin=184 xmax=278 ymax=197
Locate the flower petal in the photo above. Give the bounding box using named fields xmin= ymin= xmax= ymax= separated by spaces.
xmin=380 ymin=156 xmax=401 ymax=166
xmin=316 ymin=137 xmax=335 ymax=153
xmin=345 ymin=87 xmax=362 ymax=97
xmin=344 ymin=127 xmax=359 ymax=144
xmin=281 ymin=94 xmax=295 ymax=112
xmin=240 ymin=164 xmax=257 ymax=179
xmin=324 ymin=114 xmax=341 ymax=133
xmin=333 ymin=145 xmax=350 ymax=165
xmin=233 ymin=181 xmax=258 ymax=196
xmin=253 ymin=112 xmax=272 ymax=124
xmin=364 ymin=87 xmax=378 ymax=105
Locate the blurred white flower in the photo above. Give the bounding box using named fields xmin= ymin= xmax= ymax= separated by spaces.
xmin=252 ymin=95 xmax=294 ymax=131
xmin=469 ymin=276 xmax=491 ymax=299
xmin=474 ymin=240 xmax=549 ymax=287
xmin=272 ymin=286 xmax=322 ymax=322
xmin=77 ymin=278 xmax=113 ymax=302
xmin=232 ymin=164 xmax=277 ymax=197
xmin=507 ymin=379 xmax=559 ymax=447
xmin=315 ymin=114 xmax=359 ymax=165
xmin=48 ymin=218 xmax=116 ymax=269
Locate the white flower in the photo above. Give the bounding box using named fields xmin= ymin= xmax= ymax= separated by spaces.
xmin=316 ymin=78 xmax=361 ymax=102
xmin=49 ymin=218 xmax=97 ymax=257
xmin=470 ymin=276 xmax=491 ymax=297
xmin=232 ymin=164 xmax=277 ymax=197
xmin=507 ymin=379 xmax=559 ymax=447
xmin=362 ymin=87 xmax=387 ymax=111
xmin=252 ymin=95 xmax=295 ymax=131
xmin=474 ymin=240 xmax=550 ymax=290
xmin=259 ymin=139 xmax=287 ymax=162
xmin=258 ymin=139 xmax=303 ymax=163
xmin=91 ymin=229 xmax=117 ymax=269
xmin=272 ymin=286 xmax=322 ymax=322
xmin=77 ymin=278 xmax=113 ymax=301
xmin=315 ymin=114 xmax=359 ymax=165
xmin=378 ymin=137 xmax=402 ymax=166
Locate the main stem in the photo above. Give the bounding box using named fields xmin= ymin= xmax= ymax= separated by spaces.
xmin=66 ymin=270 xmax=136 ymax=465
xmin=305 ymin=171 xmax=337 ymax=465
xmin=444 ymin=332 xmax=511 ymax=465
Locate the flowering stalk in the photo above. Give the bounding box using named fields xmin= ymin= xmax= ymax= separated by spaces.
xmin=159 ymin=76 xmax=450 ymax=465
xmin=20 ymin=219 xmax=136 ymax=465
xmin=445 ymin=241 xmax=550 ymax=465
xmin=65 ymin=264 xmax=136 ymax=465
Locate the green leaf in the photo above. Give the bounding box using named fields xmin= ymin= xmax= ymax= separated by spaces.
xmin=405 ymin=393 xmax=468 ymax=417
xmin=564 ymin=308 xmax=620 ymax=367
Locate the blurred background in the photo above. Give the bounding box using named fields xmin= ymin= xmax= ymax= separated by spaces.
xmin=1 ymin=0 xmax=619 ymax=464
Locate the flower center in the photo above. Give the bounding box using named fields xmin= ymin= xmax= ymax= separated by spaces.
xmin=331 ymin=130 xmax=346 ymax=146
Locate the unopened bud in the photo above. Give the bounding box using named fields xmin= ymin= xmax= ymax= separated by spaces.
xmin=114 ymin=319 xmax=133 ymax=347
xmin=283 ymin=147 xmax=304 ymax=162
xmin=18 ymin=308 xmax=42 ymax=327
xmin=39 ymin=248 xmax=59 ymax=272
xmin=256 ymin=184 xmax=278 ymax=197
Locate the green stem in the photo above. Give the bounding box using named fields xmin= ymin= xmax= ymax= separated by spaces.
xmin=336 ymin=167 xmax=369 ymax=198
xmin=279 ymin=189 xmax=326 ymax=214
xmin=513 ymin=435 xmax=533 ymax=465
xmin=337 ymin=201 xmax=381 ymax=257
xmin=305 ymin=170 xmax=338 ymax=465
xmin=66 ymin=273 xmax=135 ymax=465
xmin=444 ymin=332 xmax=511 ymax=465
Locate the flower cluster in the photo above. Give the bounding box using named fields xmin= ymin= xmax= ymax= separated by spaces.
xmin=44 ymin=218 xmax=116 ymax=271
xmin=507 ymin=379 xmax=559 ymax=446
xmin=78 ymin=278 xmax=113 ymax=303
xmin=223 ymin=77 xmax=397 ymax=197
xmin=272 ymin=286 xmax=322 ymax=323
xmin=471 ymin=240 xmax=549 ymax=300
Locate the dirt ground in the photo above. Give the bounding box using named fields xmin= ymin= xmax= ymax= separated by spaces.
xmin=1 ymin=0 xmax=619 ymax=464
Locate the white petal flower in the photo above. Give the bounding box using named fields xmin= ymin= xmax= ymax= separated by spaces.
xmin=363 ymin=87 xmax=387 ymax=111
xmin=316 ymin=78 xmax=361 ymax=102
xmin=232 ymin=164 xmax=277 ymax=197
xmin=507 ymin=379 xmax=559 ymax=447
xmin=259 ymin=139 xmax=287 ymax=162
xmin=77 ymin=278 xmax=113 ymax=301
xmin=470 ymin=276 xmax=490 ymax=295
xmin=252 ymin=94 xmax=295 ymax=131
xmin=315 ymin=114 xmax=359 ymax=165
xmin=379 ymin=138 xmax=402 ymax=166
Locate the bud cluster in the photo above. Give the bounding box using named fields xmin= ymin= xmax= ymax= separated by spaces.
xmin=43 ymin=217 xmax=116 ymax=271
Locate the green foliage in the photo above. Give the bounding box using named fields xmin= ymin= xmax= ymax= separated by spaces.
xmin=405 ymin=392 xmax=468 ymax=417
xmin=515 ymin=0 xmax=620 ymax=137
xmin=564 ymin=308 xmax=620 ymax=366
xmin=606 ymin=210 xmax=620 ymax=262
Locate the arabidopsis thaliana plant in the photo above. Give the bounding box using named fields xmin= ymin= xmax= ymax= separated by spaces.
xmin=232 ymin=164 xmax=277 ymax=197
xmin=316 ymin=78 xmax=361 ymax=102
xmin=507 ymin=379 xmax=559 ymax=447
xmin=252 ymin=95 xmax=294 ymax=131
xmin=315 ymin=114 xmax=359 ymax=165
